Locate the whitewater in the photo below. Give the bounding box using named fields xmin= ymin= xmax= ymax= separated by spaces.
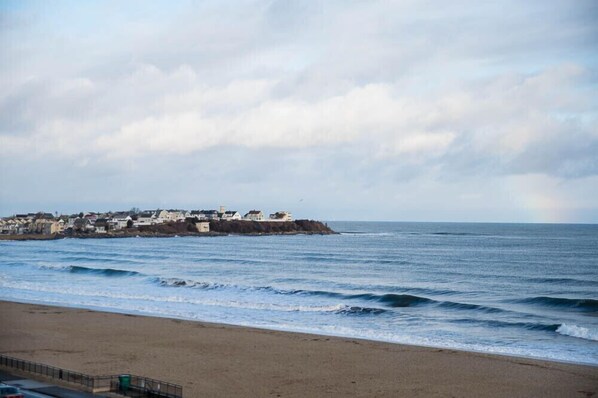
xmin=0 ymin=222 xmax=596 ymax=365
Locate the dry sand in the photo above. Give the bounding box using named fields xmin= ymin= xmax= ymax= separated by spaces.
xmin=0 ymin=300 xmax=596 ymax=397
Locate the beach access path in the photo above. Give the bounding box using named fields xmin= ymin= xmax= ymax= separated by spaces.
xmin=1 ymin=300 xmax=596 ymax=397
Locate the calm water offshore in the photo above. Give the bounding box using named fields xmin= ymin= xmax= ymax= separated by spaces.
xmin=1 ymin=222 xmax=597 ymax=365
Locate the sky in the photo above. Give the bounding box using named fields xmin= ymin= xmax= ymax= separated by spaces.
xmin=1 ymin=0 xmax=597 ymax=222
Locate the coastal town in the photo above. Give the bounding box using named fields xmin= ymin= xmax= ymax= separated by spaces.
xmin=0 ymin=207 xmax=294 ymax=236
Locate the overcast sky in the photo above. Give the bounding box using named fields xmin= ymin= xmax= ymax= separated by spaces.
xmin=1 ymin=0 xmax=597 ymax=222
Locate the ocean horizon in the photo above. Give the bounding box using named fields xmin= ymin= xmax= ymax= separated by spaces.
xmin=1 ymin=221 xmax=596 ymax=365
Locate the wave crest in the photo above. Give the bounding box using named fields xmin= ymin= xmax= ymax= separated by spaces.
xmin=556 ymin=324 xmax=598 ymax=341
xmin=157 ymin=278 xmax=225 ymax=289
xmin=348 ymin=293 xmax=433 ymax=307
xmin=155 ymin=279 xmax=509 ymax=314
xmin=515 ymin=296 xmax=598 ymax=312
xmin=40 ymin=264 xmax=141 ymax=277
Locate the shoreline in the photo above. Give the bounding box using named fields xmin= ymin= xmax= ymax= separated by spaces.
xmin=3 ymin=297 xmax=597 ymax=369
xmin=1 ymin=300 xmax=596 ymax=397
xmin=0 ymin=230 xmax=336 ymax=241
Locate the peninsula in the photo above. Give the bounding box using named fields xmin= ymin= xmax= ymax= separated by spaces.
xmin=0 ymin=207 xmax=335 ymax=240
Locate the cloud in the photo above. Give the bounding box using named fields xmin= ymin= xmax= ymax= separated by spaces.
xmin=4 ymin=63 xmax=594 ymax=178
xmin=0 ymin=0 xmax=597 ymax=220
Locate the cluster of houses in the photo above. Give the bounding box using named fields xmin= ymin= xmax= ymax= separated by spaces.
xmin=0 ymin=207 xmax=293 ymax=235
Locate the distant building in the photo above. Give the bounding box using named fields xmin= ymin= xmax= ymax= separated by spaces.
xmin=0 ymin=220 xmax=11 ymax=234
xmin=2 ymin=219 xmax=28 ymax=234
xmin=244 ymin=210 xmax=264 ymax=221
xmin=154 ymin=209 xmax=169 ymax=223
xmin=31 ymin=219 xmax=61 ymax=234
xmin=73 ymin=218 xmax=93 ymax=233
xmin=84 ymin=213 xmax=98 ymax=222
xmin=1 ymin=206 xmax=296 ymax=234
xmin=110 ymin=213 xmax=132 ymax=230
xmin=94 ymin=218 xmax=109 ymax=233
xmin=163 ymin=210 xmax=186 ymax=222
xmin=196 ymin=221 xmax=210 ymax=233
xmin=189 ymin=210 xmax=204 ymax=220
xmin=221 ymin=211 xmax=241 ymax=221
xmin=56 ymin=219 xmax=65 ymax=233
xmin=66 ymin=216 xmax=77 ymax=228
xmin=269 ymin=211 xmax=293 ymax=222
xmin=15 ymin=214 xmax=33 ymax=221
xmin=136 ymin=211 xmax=155 ymax=226
xmin=200 ymin=210 xmax=220 ymax=220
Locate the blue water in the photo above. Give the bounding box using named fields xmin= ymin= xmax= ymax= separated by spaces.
xmin=1 ymin=222 xmax=597 ymax=365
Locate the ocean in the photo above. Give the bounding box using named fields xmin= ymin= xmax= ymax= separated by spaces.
xmin=1 ymin=222 xmax=596 ymax=365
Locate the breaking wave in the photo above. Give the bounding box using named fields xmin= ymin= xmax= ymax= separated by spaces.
xmin=556 ymin=324 xmax=598 ymax=341
xmin=335 ymin=305 xmax=388 ymax=315
xmin=156 ymin=278 xmax=226 ymax=289
xmin=40 ymin=264 xmax=142 ymax=277
xmin=156 ymin=278 xmax=506 ymax=314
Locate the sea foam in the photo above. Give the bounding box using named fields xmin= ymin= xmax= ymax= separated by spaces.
xmin=556 ymin=324 xmax=598 ymax=342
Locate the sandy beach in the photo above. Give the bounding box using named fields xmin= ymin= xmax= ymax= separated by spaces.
xmin=0 ymin=300 xmax=596 ymax=397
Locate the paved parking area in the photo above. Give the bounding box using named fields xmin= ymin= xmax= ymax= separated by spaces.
xmin=0 ymin=370 xmax=107 ymax=398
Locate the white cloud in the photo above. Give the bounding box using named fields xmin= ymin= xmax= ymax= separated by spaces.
xmin=1 ymin=63 xmax=595 ymax=177
xmin=1 ymin=0 xmax=597 ymax=220
xmin=391 ymin=132 xmax=456 ymax=157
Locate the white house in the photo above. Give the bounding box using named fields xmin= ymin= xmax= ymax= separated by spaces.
xmin=15 ymin=220 xmax=29 ymax=234
xmin=73 ymin=218 xmax=93 ymax=232
xmin=56 ymin=219 xmax=65 ymax=233
xmin=269 ymin=211 xmax=293 ymax=222
xmin=165 ymin=210 xmax=187 ymax=222
xmin=0 ymin=220 xmax=14 ymax=234
xmin=200 ymin=210 xmax=220 ymax=220
xmin=154 ymin=209 xmax=169 ymax=223
xmin=188 ymin=210 xmax=204 ymax=220
xmin=94 ymin=218 xmax=109 ymax=233
xmin=244 ymin=210 xmax=264 ymax=221
xmin=221 ymin=210 xmax=242 ymax=221
xmin=111 ymin=213 xmax=132 ymax=230
xmin=135 ymin=211 xmax=155 ymax=226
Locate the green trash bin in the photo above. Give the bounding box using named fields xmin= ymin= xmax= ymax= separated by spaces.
xmin=119 ymin=374 xmax=131 ymax=393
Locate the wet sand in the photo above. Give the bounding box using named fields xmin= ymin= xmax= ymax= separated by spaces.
xmin=0 ymin=300 xmax=596 ymax=397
